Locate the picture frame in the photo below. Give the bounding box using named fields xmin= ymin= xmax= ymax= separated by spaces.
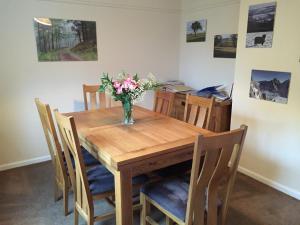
xmin=34 ymin=17 xmax=98 ymax=61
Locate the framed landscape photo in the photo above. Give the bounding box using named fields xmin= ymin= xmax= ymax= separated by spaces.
xmin=214 ymin=34 xmax=238 ymax=58
xmin=249 ymin=70 xmax=291 ymax=104
xmin=186 ymin=19 xmax=207 ymax=43
xmin=34 ymin=18 xmax=98 ymax=62
xmin=246 ymin=2 xmax=277 ymax=48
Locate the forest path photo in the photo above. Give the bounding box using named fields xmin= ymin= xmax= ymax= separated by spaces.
xmin=58 ymin=48 xmax=81 ymax=61
xmin=34 ymin=18 xmax=98 ymax=62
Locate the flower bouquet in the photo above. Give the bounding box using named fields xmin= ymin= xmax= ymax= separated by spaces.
xmin=99 ymin=72 xmax=160 ymax=124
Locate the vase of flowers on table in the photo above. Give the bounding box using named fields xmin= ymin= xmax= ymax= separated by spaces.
xmin=99 ymin=72 xmax=160 ymax=125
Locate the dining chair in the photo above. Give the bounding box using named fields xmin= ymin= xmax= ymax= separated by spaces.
xmin=35 ymin=98 xmax=71 ymax=216
xmin=83 ymin=84 xmax=107 ymax=110
xmin=54 ymin=110 xmax=148 ymax=225
xmin=140 ymin=125 xmax=248 ymax=225
xmin=35 ymin=98 xmax=101 ymax=216
xmin=153 ymin=95 xmax=216 ymax=178
xmin=153 ymin=90 xmax=175 ymax=116
xmin=184 ymin=95 xmax=215 ymax=130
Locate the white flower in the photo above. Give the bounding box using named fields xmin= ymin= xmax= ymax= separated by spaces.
xmin=147 ymin=72 xmax=156 ymax=81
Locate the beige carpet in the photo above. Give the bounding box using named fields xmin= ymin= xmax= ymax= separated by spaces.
xmin=0 ymin=161 xmax=299 ymax=225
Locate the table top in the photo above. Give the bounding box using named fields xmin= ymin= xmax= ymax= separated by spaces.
xmin=65 ymin=106 xmax=213 ymax=170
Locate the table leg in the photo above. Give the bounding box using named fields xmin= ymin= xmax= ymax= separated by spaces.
xmin=115 ymin=168 xmax=133 ymax=225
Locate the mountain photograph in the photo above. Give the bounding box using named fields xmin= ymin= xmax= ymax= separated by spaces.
xmin=249 ymin=70 xmax=291 ymax=104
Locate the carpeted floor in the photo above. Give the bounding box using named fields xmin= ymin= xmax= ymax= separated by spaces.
xmin=0 ymin=161 xmax=300 ymax=225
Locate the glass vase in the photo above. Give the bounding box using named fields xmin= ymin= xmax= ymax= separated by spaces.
xmin=122 ymin=99 xmax=134 ymax=125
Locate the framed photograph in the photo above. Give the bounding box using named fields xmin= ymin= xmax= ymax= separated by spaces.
xmin=246 ymin=2 xmax=277 ymax=48
xmin=214 ymin=34 xmax=238 ymax=58
xmin=34 ymin=18 xmax=98 ymax=61
xmin=186 ymin=19 xmax=207 ymax=42
xmin=249 ymin=70 xmax=291 ymax=104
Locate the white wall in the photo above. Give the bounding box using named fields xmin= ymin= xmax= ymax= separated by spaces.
xmin=1 ymin=0 xmax=300 ymax=202
xmin=179 ymin=0 xmax=240 ymax=90
xmin=232 ymin=0 xmax=300 ymax=199
xmin=0 ymin=0 xmax=180 ymax=169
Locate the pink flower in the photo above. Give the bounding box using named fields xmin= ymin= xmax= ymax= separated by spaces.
xmin=116 ymin=86 xmax=123 ymax=94
xmin=123 ymin=77 xmax=132 ymax=90
xmin=129 ymin=80 xmax=137 ymax=90
xmin=122 ymin=77 xmax=138 ymax=91
xmin=113 ymin=81 xmax=121 ymax=89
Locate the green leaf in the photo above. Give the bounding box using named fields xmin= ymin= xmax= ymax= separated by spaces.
xmin=98 ymin=85 xmax=105 ymax=92
xmin=133 ymin=73 xmax=139 ymax=81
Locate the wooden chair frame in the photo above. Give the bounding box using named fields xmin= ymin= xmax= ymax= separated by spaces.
xmin=54 ymin=110 xmax=115 ymax=224
xmin=54 ymin=110 xmax=143 ymax=224
xmin=153 ymin=90 xmax=175 ymax=116
xmin=183 ymin=95 xmax=215 ymax=130
xmin=141 ymin=125 xmax=247 ymax=225
xmin=35 ymin=98 xmax=70 ymax=216
xmin=83 ymin=84 xmax=107 ymax=110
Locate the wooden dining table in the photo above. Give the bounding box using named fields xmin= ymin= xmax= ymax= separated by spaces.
xmin=64 ymin=106 xmax=213 ymax=225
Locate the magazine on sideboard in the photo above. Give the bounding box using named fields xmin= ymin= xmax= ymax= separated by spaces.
xmin=161 ymin=80 xmax=233 ymax=101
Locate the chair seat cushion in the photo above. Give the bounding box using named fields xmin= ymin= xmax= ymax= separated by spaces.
xmin=64 ymin=147 xmax=100 ymax=168
xmin=87 ymin=165 xmax=149 ymax=195
xmin=80 ymin=147 xmax=100 ymax=167
xmin=141 ymin=178 xmax=189 ymax=221
xmin=141 ymin=178 xmax=222 ymax=222
xmin=154 ymin=160 xmax=192 ymax=177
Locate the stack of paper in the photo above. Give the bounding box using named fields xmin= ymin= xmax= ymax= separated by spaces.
xmin=161 ymin=80 xmax=194 ymax=93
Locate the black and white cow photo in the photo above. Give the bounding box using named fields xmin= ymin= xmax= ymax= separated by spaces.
xmin=246 ymin=2 xmax=277 ymax=48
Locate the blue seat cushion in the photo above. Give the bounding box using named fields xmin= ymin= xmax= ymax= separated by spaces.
xmin=80 ymin=147 xmax=100 ymax=167
xmin=64 ymin=147 xmax=100 ymax=168
xmin=141 ymin=178 xmax=189 ymax=221
xmin=87 ymin=165 xmax=149 ymax=195
xmin=141 ymin=178 xmax=223 ymax=222
xmin=154 ymin=160 xmax=192 ymax=177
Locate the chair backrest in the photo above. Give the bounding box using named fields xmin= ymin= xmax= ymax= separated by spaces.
xmin=153 ymin=90 xmax=175 ymax=116
xmin=83 ymin=84 xmax=107 ymax=110
xmin=35 ymin=98 xmax=67 ymax=183
xmin=54 ymin=110 xmax=93 ymax=217
xmin=185 ymin=125 xmax=247 ymax=225
xmin=183 ymin=95 xmax=215 ymax=130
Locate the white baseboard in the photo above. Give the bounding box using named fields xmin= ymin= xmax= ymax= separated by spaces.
xmin=238 ymin=166 xmax=300 ymax=200
xmin=0 ymin=155 xmax=51 ymax=172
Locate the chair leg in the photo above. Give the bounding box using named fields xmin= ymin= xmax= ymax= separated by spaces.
xmin=87 ymin=217 xmax=94 ymax=225
xmin=54 ymin=181 xmax=61 ymax=202
xmin=74 ymin=207 xmax=79 ymax=225
xmin=219 ymin=207 xmax=225 ymax=225
xmin=140 ymin=193 xmax=150 ymax=225
xmin=63 ymin=184 xmax=69 ymax=216
xmin=166 ymin=217 xmax=174 ymax=225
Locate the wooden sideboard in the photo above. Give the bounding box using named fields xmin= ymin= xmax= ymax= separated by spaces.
xmin=171 ymin=92 xmax=232 ymax=132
